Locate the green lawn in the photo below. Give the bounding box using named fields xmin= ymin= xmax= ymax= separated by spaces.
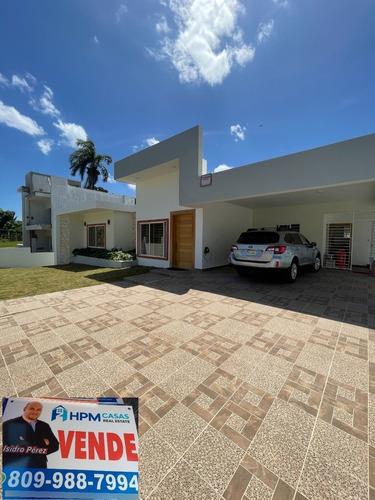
xmin=0 ymin=240 xmax=23 ymax=248
xmin=0 ymin=264 xmax=151 ymax=300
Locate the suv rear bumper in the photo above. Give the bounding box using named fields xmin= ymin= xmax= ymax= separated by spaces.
xmin=229 ymin=255 xmax=292 ymax=270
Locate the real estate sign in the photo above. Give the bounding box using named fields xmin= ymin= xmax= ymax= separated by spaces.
xmin=2 ymin=397 xmax=139 ymax=499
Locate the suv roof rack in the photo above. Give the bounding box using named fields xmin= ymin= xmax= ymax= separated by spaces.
xmin=276 ymin=225 xmax=299 ymax=232
xmin=246 ymin=227 xmax=276 ymax=232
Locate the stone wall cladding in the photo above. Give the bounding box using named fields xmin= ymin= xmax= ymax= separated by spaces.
xmin=59 ymin=215 xmax=70 ymax=265
xmin=131 ymin=212 xmax=136 ymax=249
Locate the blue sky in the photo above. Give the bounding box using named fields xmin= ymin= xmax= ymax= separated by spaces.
xmin=1 ymin=0 xmax=374 ymax=220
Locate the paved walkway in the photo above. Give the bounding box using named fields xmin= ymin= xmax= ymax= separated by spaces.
xmin=1 ymin=267 xmax=374 ymax=499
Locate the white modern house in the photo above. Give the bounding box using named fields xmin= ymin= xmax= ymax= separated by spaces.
xmin=114 ymin=125 xmax=375 ymax=271
xmin=0 ymin=172 xmax=136 ymax=268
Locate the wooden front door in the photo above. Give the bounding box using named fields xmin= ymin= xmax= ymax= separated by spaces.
xmin=171 ymin=210 xmax=195 ymax=269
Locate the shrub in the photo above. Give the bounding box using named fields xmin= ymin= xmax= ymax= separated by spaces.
xmin=72 ymin=247 xmax=136 ymax=261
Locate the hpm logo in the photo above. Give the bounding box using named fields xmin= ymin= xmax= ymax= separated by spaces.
xmin=51 ymin=405 xmax=101 ymax=422
xmin=51 ymin=405 xmax=68 ymax=422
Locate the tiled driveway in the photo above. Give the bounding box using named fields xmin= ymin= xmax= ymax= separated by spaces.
xmin=1 ymin=267 xmax=374 ymax=499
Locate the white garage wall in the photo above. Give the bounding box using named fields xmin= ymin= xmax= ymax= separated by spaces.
xmin=201 ymin=202 xmax=253 ymax=269
xmin=252 ymin=199 xmax=375 ymax=251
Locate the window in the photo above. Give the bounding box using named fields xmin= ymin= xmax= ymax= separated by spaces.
xmin=87 ymin=224 xmax=105 ymax=248
xmin=138 ymin=220 xmax=168 ymax=259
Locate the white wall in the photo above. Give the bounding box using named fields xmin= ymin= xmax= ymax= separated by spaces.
xmin=0 ymin=248 xmax=55 ymax=268
xmin=181 ymin=133 xmax=375 ymax=205
xmin=113 ymin=211 xmax=135 ymax=250
xmin=252 ymin=199 xmax=375 ymax=252
xmin=201 ymin=202 xmax=253 ymax=269
xmin=136 ymin=170 xmax=191 ymax=268
xmin=51 ymin=176 xmax=134 ymax=213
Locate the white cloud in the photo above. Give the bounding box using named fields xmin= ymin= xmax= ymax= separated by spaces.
xmin=155 ymin=0 xmax=255 ymax=85
xmin=26 ymin=73 xmax=37 ymax=85
xmin=0 ymin=73 xmax=10 ymax=86
xmin=94 ymin=35 xmax=99 ymax=45
xmin=30 ymin=85 xmax=61 ymax=118
xmin=54 ymin=120 xmax=88 ymax=147
xmin=214 ymin=164 xmax=232 ymax=172
xmin=230 ymin=124 xmax=246 ymax=141
xmin=11 ymin=75 xmax=33 ymax=93
xmin=145 ymin=137 xmax=159 ymax=147
xmin=127 ymin=183 xmax=136 ymax=191
xmin=107 ymin=174 xmax=116 ymax=183
xmin=37 ymin=138 xmax=54 ymax=155
xmin=116 ymin=4 xmax=128 ymax=22
xmin=0 ymin=100 xmax=45 ymax=136
xmin=273 ymin=0 xmax=289 ymax=7
xmin=132 ymin=136 xmax=160 ymax=153
xmin=156 ymin=16 xmax=170 ymax=34
xmin=257 ymin=20 xmax=274 ymax=44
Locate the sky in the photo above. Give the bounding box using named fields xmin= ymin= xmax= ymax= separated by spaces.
xmin=0 ymin=0 xmax=374 ymax=220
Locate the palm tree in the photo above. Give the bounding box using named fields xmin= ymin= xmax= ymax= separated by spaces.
xmin=69 ymin=139 xmax=112 ymax=190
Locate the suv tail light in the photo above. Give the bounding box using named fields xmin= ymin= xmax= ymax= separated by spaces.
xmin=266 ymin=245 xmax=286 ymax=254
xmin=231 ymin=245 xmax=238 ymax=251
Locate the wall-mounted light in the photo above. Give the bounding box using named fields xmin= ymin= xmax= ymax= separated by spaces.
xmin=84 ymin=222 xmax=86 ymax=226
xmin=107 ymin=219 xmax=110 ymax=225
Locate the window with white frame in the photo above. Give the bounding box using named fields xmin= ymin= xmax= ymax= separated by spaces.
xmin=87 ymin=224 xmax=105 ymax=248
xmin=138 ymin=220 xmax=168 ymax=259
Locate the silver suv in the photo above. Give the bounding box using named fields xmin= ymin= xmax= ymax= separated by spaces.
xmin=229 ymin=227 xmax=321 ymax=282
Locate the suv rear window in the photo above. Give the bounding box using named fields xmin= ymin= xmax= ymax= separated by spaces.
xmin=237 ymin=231 xmax=280 ymax=244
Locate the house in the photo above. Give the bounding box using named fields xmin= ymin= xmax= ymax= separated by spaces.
xmin=114 ymin=125 xmax=375 ymax=271
xmin=0 ymin=172 xmax=136 ymax=268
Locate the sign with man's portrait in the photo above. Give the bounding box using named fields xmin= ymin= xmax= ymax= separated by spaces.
xmin=2 ymin=397 xmax=139 ymax=499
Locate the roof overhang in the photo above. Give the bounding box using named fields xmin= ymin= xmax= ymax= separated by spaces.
xmin=55 ymin=200 xmax=135 ymax=216
xmin=212 ymin=179 xmax=375 ymax=210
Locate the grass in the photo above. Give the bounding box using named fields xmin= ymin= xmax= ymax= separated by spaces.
xmin=0 ymin=240 xmax=23 ymax=248
xmin=0 ymin=264 xmax=152 ymax=300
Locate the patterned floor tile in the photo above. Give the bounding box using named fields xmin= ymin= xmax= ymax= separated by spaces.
xmin=308 ymin=327 xmax=339 ymax=349
xmin=181 ymin=310 xmax=223 ymax=329
xmin=75 ymin=317 xmax=107 ymax=334
xmin=336 ymin=333 xmax=368 ymax=359
xmin=184 ymin=426 xmax=244 ymax=495
xmin=278 ymin=365 xmax=326 ymax=417
xmin=67 ymin=336 xmax=107 ymax=360
xmin=268 ymin=336 xmax=305 ymax=363
xmin=319 ymin=377 xmax=368 ymax=441
xmin=182 ymin=382 xmax=227 ymax=423
xmin=0 ymin=315 xmax=17 ymax=330
xmin=41 ymin=344 xmax=83 ymax=374
xmin=113 ymin=371 xmax=154 ymax=397
xmin=0 ymin=338 xmax=37 ymax=364
xmin=224 ymin=455 xmax=291 ymax=500
xmin=231 ymin=309 xmax=272 ymax=328
xmin=140 ymin=386 xmax=178 ymax=426
xmin=20 ymin=320 xmax=51 ymax=336
xmin=150 ymin=459 xmax=218 ymax=500
xmin=0 ymin=268 xmax=374 ymax=499
xmin=129 ymin=312 xmax=173 ymax=332
xmin=245 ymin=329 xmax=281 ymax=353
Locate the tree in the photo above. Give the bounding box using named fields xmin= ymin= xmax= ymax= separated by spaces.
xmin=68 ymin=139 xmax=112 ymax=190
xmin=0 ymin=209 xmax=21 ymax=230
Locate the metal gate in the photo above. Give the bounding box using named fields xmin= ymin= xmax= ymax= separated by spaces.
xmin=324 ymin=223 xmax=352 ymax=270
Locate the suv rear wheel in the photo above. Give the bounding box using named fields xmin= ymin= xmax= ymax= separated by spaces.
xmin=286 ymin=260 xmax=298 ymax=283
xmin=311 ymin=255 xmax=321 ymax=272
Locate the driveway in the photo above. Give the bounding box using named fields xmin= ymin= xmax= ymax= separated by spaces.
xmin=1 ymin=267 xmax=374 ymax=499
